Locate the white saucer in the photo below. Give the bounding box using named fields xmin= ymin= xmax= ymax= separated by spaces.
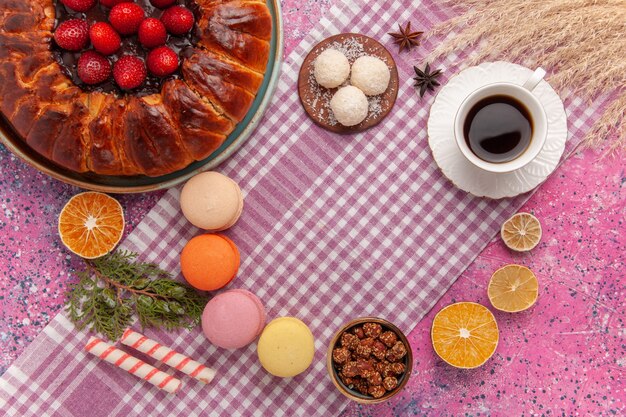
xmin=427 ymin=61 xmax=568 ymax=199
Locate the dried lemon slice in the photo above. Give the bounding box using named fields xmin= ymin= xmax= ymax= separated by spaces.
xmin=431 ymin=302 xmax=499 ymax=369
xmin=58 ymin=192 xmax=125 ymax=259
xmin=488 ymin=264 xmax=539 ymax=312
xmin=501 ymin=212 xmax=542 ymax=252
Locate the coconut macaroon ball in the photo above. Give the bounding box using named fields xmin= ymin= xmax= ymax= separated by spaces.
xmin=314 ymin=49 xmax=351 ymax=89
xmin=350 ymin=56 xmax=391 ymax=96
xmin=330 ymin=85 xmax=369 ymax=126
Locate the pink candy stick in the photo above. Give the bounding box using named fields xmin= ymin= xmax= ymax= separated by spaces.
xmin=85 ymin=336 xmax=182 ymax=393
xmin=121 ymin=328 xmax=216 ymax=384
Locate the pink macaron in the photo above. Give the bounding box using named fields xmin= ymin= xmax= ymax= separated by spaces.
xmin=201 ymin=289 xmax=266 ymax=349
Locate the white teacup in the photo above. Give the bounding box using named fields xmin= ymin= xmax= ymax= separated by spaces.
xmin=453 ymin=68 xmax=548 ymax=173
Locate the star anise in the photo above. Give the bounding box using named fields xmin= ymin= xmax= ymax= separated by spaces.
xmin=388 ymin=22 xmax=423 ymax=53
xmin=413 ymin=63 xmax=442 ymax=97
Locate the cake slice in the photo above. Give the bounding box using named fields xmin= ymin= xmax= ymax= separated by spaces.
xmin=123 ymin=96 xmax=194 ymax=177
xmin=182 ymin=49 xmax=257 ymax=121
xmin=87 ymin=95 xmax=139 ymax=176
xmin=161 ymin=79 xmax=234 ymax=161
xmin=197 ymin=0 xmax=271 ymax=73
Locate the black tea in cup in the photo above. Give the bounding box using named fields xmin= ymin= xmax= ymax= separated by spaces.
xmin=463 ymin=95 xmax=533 ymax=163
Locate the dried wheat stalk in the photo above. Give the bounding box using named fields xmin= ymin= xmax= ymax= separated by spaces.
xmin=424 ymin=0 xmax=626 ymax=152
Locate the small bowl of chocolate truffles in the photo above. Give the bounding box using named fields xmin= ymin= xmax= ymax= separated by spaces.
xmin=327 ymin=317 xmax=413 ymax=404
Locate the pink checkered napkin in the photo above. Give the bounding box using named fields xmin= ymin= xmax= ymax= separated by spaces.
xmin=0 ymin=0 xmax=608 ymax=415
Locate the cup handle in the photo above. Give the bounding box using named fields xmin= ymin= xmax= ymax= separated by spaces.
xmin=522 ymin=67 xmax=546 ymax=92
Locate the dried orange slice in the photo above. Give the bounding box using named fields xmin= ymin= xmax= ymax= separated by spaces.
xmin=58 ymin=192 xmax=125 ymax=259
xmin=501 ymin=212 xmax=542 ymax=252
xmin=431 ymin=302 xmax=499 ymax=369
xmin=488 ymin=264 xmax=538 ymax=312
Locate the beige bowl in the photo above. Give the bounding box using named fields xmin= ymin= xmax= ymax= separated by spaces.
xmin=326 ymin=317 xmax=413 ymax=404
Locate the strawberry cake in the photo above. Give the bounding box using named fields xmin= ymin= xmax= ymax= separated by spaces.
xmin=0 ymin=0 xmax=272 ymax=177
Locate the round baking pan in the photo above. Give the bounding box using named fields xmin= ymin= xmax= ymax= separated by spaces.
xmin=0 ymin=0 xmax=284 ymax=193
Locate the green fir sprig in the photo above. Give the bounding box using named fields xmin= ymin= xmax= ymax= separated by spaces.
xmin=65 ymin=250 xmax=208 ymax=341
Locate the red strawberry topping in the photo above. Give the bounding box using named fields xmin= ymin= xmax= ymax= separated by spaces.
xmin=109 ymin=3 xmax=146 ymax=35
xmin=89 ymin=22 xmax=121 ymax=55
xmin=54 ymin=19 xmax=89 ymax=52
xmin=100 ymin=0 xmax=127 ymax=8
xmin=161 ymin=6 xmax=194 ymax=36
xmin=113 ymin=55 xmax=147 ymax=90
xmin=146 ymin=46 xmax=179 ymax=77
xmin=77 ymin=51 xmax=112 ymax=85
xmin=150 ymin=0 xmax=176 ymax=9
xmin=60 ymin=0 xmax=96 ymax=13
xmin=138 ymin=18 xmax=167 ymax=48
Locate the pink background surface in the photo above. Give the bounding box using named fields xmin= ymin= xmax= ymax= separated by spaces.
xmin=0 ymin=1 xmax=624 ymax=416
